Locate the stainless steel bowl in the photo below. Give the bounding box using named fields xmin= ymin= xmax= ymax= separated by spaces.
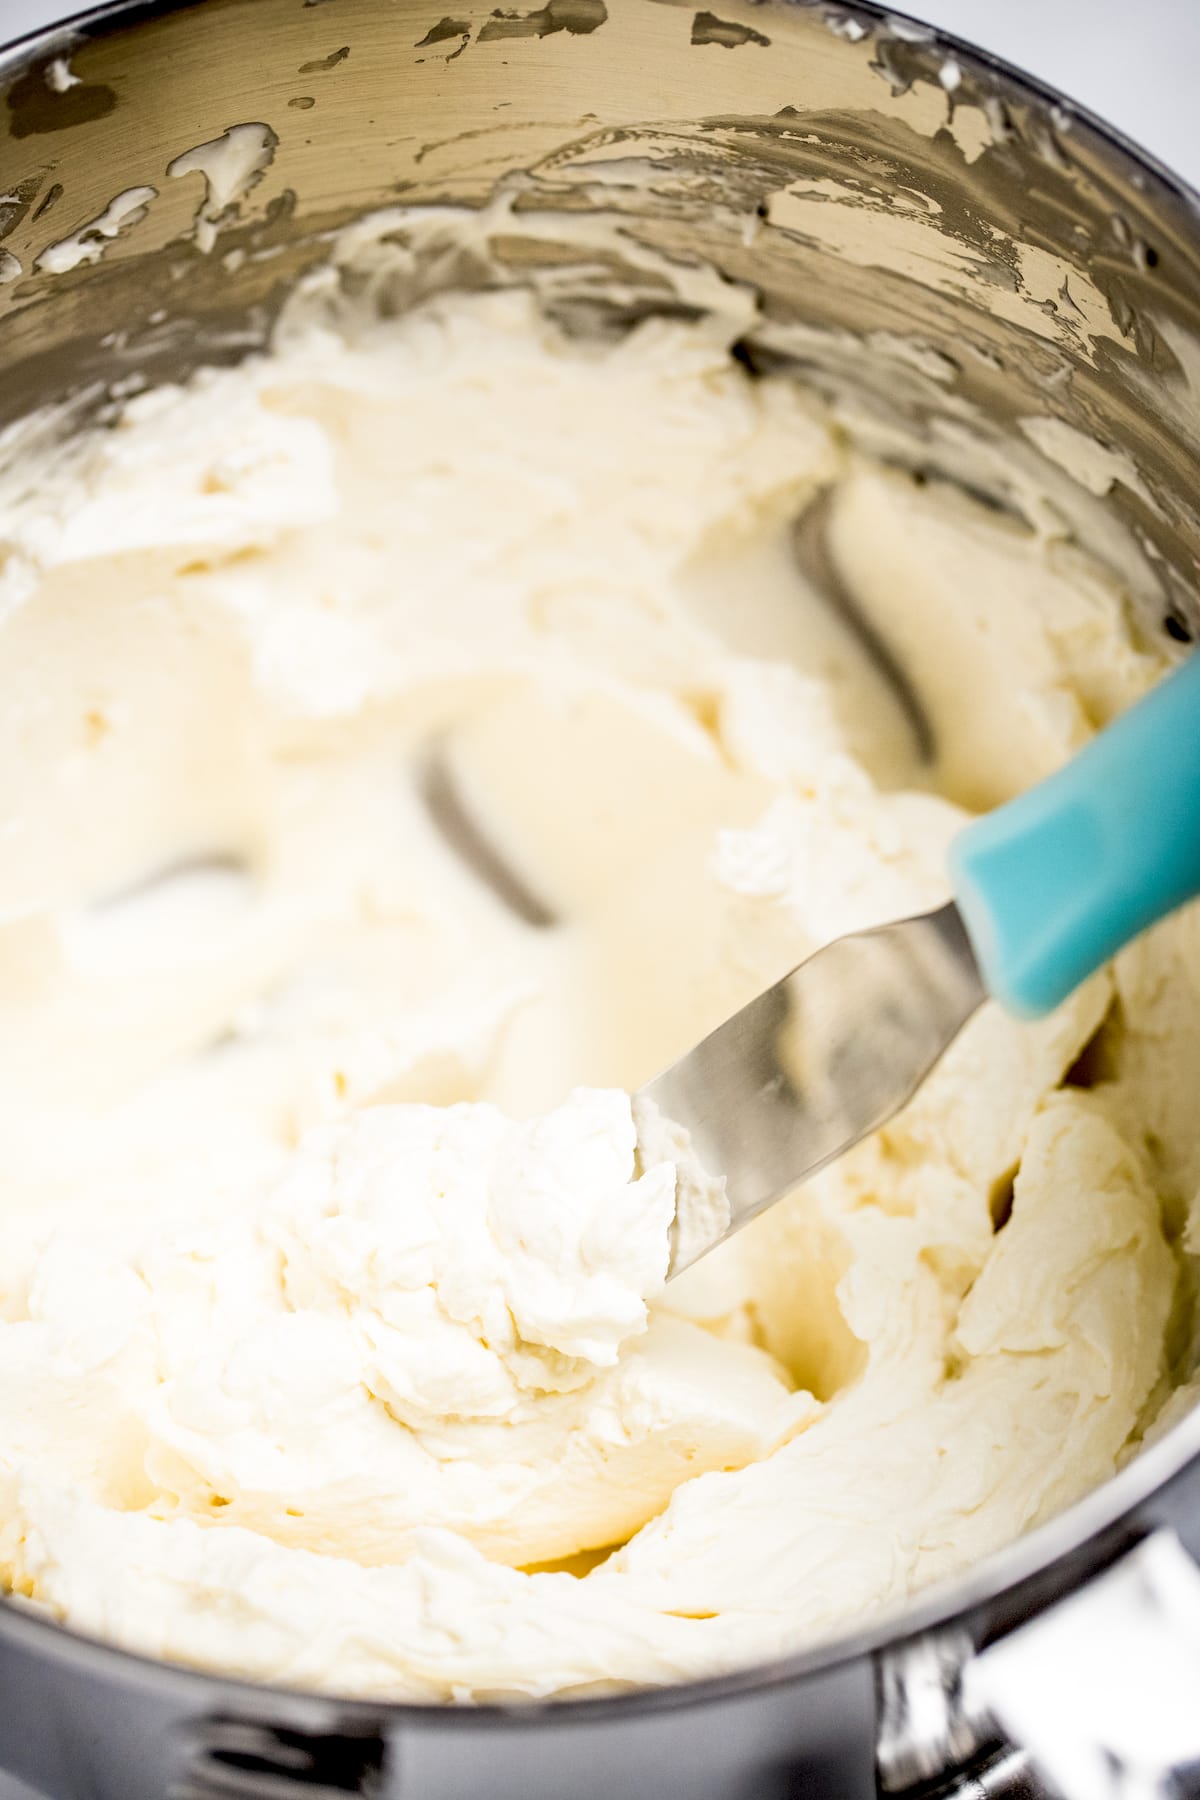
xmin=2 ymin=2 xmax=1200 ymax=1795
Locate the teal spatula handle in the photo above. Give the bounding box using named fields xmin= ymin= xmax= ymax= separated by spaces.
xmin=949 ymin=652 xmax=1200 ymax=1019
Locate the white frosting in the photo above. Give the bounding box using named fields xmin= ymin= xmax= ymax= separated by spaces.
xmin=34 ymin=187 xmax=158 ymax=276
xmin=1019 ymin=414 xmax=1159 ymax=508
xmin=167 ymin=124 xmax=279 ymax=254
xmin=45 ymin=57 xmax=82 ymax=93
xmin=0 ymin=241 xmax=1189 ymax=1701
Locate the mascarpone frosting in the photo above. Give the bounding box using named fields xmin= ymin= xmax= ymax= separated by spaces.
xmin=0 ymin=238 xmax=1189 ymax=1700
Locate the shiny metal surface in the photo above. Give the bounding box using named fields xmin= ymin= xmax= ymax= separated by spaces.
xmin=970 ymin=1531 xmax=1200 ymax=1800
xmin=637 ymin=903 xmax=985 ymax=1276
xmin=4 ymin=1 xmax=1200 ymax=1796
xmin=877 ymin=1627 xmax=1049 ymax=1799
xmin=941 ymin=1753 xmax=1045 ymax=1800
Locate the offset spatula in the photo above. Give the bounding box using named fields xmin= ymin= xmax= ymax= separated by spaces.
xmin=635 ymin=652 xmax=1200 ymax=1278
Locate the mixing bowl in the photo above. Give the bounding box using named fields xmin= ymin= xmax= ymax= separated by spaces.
xmin=2 ymin=1 xmax=1200 ymax=1794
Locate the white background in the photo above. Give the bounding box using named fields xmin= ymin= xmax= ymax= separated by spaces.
xmin=2 ymin=0 xmax=1200 ymax=186
xmin=0 ymin=0 xmax=1195 ymax=1796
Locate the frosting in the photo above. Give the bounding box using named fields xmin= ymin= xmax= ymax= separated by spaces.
xmin=0 ymin=238 xmax=1189 ymax=1700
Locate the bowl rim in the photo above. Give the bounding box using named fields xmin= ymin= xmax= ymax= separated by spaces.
xmin=2 ymin=0 xmax=1200 ymax=1729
